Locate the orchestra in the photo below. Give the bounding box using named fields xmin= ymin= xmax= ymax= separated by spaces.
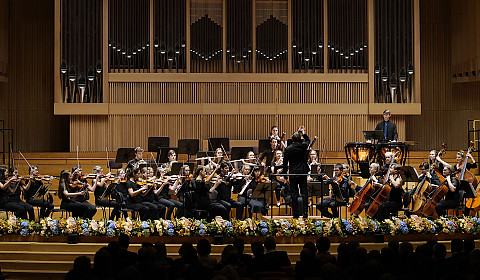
xmin=3 ymin=121 xmax=480 ymax=223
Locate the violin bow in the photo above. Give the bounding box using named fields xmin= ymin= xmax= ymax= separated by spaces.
xmin=19 ymin=151 xmax=33 ymax=170
xmin=106 ymin=146 xmax=111 ymax=173
xmin=150 ymin=152 xmax=160 ymax=173
xmin=76 ymin=145 xmax=80 ymax=169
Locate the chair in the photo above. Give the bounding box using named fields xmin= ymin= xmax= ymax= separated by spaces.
xmin=118 ymin=193 xmax=138 ymax=220
xmin=0 ymin=209 xmax=10 ymax=218
xmin=50 ymin=207 xmax=71 ymax=219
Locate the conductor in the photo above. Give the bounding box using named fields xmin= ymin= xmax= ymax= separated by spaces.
xmin=375 ymin=109 xmax=398 ymax=141
xmin=282 ymin=127 xmax=310 ymax=218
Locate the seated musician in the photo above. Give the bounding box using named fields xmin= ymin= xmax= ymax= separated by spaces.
xmin=70 ymin=167 xmax=97 ymax=219
xmin=0 ymin=167 xmax=34 ymax=220
xmin=403 ymin=162 xmax=440 ymax=209
xmin=258 ymin=138 xmax=278 ymax=167
xmin=152 ymin=167 xmax=182 ymax=219
xmin=24 ymin=166 xmax=54 ymax=219
xmin=271 ymin=150 xmax=289 ymax=206
xmin=192 ymin=165 xmax=228 ymax=220
xmin=176 ymin=165 xmax=194 ymax=218
xmin=418 ymin=162 xmax=441 ymax=187
xmin=209 ymin=162 xmax=244 ymax=219
xmin=435 ymin=165 xmax=460 ymax=216
xmin=126 ymin=167 xmax=159 ymax=221
xmin=161 ymin=150 xmax=177 ymax=175
xmin=316 ymin=164 xmax=353 ymax=218
xmin=113 ymin=169 xmax=128 ymax=202
xmin=248 ymin=166 xmax=270 ymax=216
xmin=208 ymin=148 xmax=225 ymax=170
xmin=342 ymin=164 xmax=359 ymax=194
xmin=366 ymin=163 xmax=382 ymax=191
xmin=58 ymin=170 xmax=97 ymax=219
xmin=429 ymin=150 xmax=444 ymax=176
xmin=242 ymin=151 xmax=258 ymax=167
xmin=308 ymin=150 xmax=318 ymax=166
xmin=369 ymin=163 xmax=404 ymax=221
xmin=381 ymin=152 xmax=394 ymax=176
xmin=437 ymin=150 xmax=477 ymax=173
xmin=269 ymin=125 xmax=286 ymax=149
xmin=91 ymin=166 xmax=121 ymax=220
xmin=126 ymin=147 xmax=144 ymax=172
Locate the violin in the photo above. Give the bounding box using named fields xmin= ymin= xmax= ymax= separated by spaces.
xmin=256 ymin=175 xmax=270 ymax=183
xmin=69 ymin=180 xmax=84 ymax=188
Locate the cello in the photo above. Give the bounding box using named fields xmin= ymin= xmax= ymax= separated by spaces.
xmin=421 ymin=176 xmax=449 ymax=217
xmin=409 ymin=146 xmax=447 ymax=214
xmin=365 ymin=151 xmax=399 ymax=218
xmin=348 ymin=173 xmax=376 ymax=215
xmin=462 ymin=143 xmax=480 ymax=209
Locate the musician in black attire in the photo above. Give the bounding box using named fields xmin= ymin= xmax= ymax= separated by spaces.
xmin=429 ymin=150 xmax=444 ymax=176
xmin=24 ymin=166 xmax=54 ymax=219
xmin=126 ymin=147 xmax=144 ymax=172
xmin=282 ymin=128 xmax=310 ymax=218
xmin=258 ymin=138 xmax=278 ymax=168
xmin=370 ymin=163 xmax=404 ymax=221
xmin=70 ymin=167 xmax=97 ymax=218
xmin=418 ymin=162 xmax=442 ymax=187
xmin=375 ymin=109 xmax=398 ymax=141
xmin=0 ymin=167 xmax=34 ymax=220
xmin=210 ymin=162 xmax=244 ymax=219
xmin=192 ymin=165 xmax=228 ymax=220
xmin=58 ymin=170 xmax=97 ymax=219
xmin=435 ymin=165 xmax=460 ymax=216
xmin=126 ymin=168 xmax=159 ymax=221
xmin=316 ymin=164 xmax=352 ymax=218
xmin=92 ymin=166 xmax=121 ymax=220
xmin=176 ymin=165 xmax=195 ymax=218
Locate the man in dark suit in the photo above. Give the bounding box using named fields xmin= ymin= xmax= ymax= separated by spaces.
xmin=282 ymin=128 xmax=310 ymax=218
xmin=375 ymin=109 xmax=398 ymax=141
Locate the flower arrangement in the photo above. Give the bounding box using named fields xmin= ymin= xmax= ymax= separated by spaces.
xmin=0 ymin=214 xmax=479 ymax=237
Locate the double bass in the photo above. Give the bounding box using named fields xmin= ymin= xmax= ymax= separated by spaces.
xmin=365 ymin=151 xmax=399 ymax=218
xmin=463 ymin=143 xmax=480 ymax=209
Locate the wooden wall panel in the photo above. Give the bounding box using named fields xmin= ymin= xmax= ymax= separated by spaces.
xmin=0 ymin=0 xmax=69 ymax=153
xmin=70 ymin=114 xmax=405 ymax=152
xmin=0 ymin=0 xmax=7 ymax=78
xmin=109 ymin=82 xmax=368 ymax=104
xmin=406 ymin=0 xmax=480 ymax=151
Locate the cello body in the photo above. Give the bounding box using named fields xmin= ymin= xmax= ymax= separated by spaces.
xmin=348 ymin=179 xmax=374 ymax=215
xmin=421 ymin=184 xmax=448 ymax=217
xmin=410 ymin=179 xmax=432 ymax=213
xmin=365 ymin=183 xmax=392 ymax=218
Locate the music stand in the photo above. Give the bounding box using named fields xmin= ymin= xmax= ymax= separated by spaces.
xmin=100 ymin=183 xmax=117 ymax=200
xmin=363 ymin=130 xmax=385 ymax=143
xmin=171 ymin=162 xmax=194 ymax=175
xmin=231 ymin=147 xmax=254 ymax=160
xmin=208 ymin=138 xmax=230 ymax=152
xmin=148 ymin=137 xmax=170 ymax=152
xmin=400 ymin=166 xmax=419 ymax=183
xmin=307 ymin=182 xmax=329 ymax=197
xmin=156 ymin=147 xmax=178 ymax=164
xmin=33 ymin=183 xmax=53 ymax=200
xmin=178 ymin=139 xmax=199 ymax=155
xmin=115 ymin=148 xmax=136 ymax=163
xmin=258 ymin=139 xmax=270 ymax=154
xmin=317 ymin=164 xmax=335 ymax=178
